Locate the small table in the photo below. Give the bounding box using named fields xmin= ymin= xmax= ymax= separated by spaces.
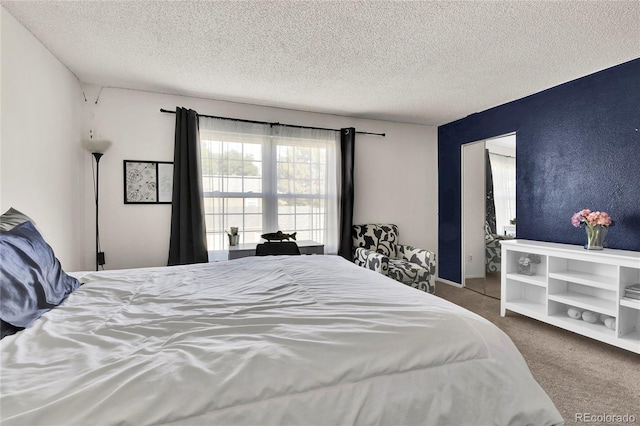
xmin=228 ymin=240 xmax=324 ymax=260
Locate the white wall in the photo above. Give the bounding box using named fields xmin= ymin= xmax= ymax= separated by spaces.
xmin=0 ymin=7 xmax=85 ymax=271
xmin=353 ymin=125 xmax=438 ymax=253
xmin=84 ymin=86 xmax=438 ymax=270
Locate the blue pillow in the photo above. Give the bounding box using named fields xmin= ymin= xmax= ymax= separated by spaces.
xmin=0 ymin=221 xmax=80 ymax=328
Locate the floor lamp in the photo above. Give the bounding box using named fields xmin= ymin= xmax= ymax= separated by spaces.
xmin=82 ymin=138 xmax=112 ymax=271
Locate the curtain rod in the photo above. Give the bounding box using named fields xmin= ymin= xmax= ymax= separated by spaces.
xmin=160 ymin=109 xmax=385 ymax=137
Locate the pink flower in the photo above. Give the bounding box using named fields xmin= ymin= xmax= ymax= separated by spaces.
xmin=586 ymin=212 xmax=599 ymax=226
xmin=596 ymin=212 xmax=612 ymax=226
xmin=571 ymin=212 xmax=583 ymax=227
xmin=572 ymin=209 xmax=612 ymax=228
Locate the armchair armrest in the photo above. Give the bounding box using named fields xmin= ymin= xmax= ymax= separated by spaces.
xmin=398 ymin=245 xmax=434 ymax=270
xmin=354 ymin=247 xmax=389 ymax=276
xmin=398 ymin=245 xmax=436 ymax=294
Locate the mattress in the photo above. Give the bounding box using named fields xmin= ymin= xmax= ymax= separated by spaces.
xmin=0 ymin=255 xmax=563 ymax=425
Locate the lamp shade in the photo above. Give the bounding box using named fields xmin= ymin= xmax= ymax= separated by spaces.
xmin=82 ymin=139 xmax=112 ymax=154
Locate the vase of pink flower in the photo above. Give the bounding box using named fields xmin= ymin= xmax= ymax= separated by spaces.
xmin=571 ymin=209 xmax=612 ymax=250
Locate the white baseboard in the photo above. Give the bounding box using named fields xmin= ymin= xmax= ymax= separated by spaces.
xmin=436 ymin=277 xmax=463 ymax=288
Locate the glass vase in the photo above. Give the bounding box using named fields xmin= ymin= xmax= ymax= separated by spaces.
xmin=585 ymin=225 xmax=607 ymax=250
xmin=517 ymin=263 xmax=535 ymax=276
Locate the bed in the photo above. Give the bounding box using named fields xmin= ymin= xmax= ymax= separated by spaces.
xmin=1 ymin=225 xmax=562 ymax=425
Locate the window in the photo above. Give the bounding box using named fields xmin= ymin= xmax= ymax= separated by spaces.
xmin=200 ymin=117 xmax=339 ymax=257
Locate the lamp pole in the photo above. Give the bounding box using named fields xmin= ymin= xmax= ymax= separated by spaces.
xmin=82 ymin=136 xmax=111 ymax=271
xmin=93 ymin=152 xmax=103 ymax=271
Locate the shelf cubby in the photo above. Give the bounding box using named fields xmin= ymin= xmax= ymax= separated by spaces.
xmin=620 ymin=298 xmax=640 ymax=310
xmin=548 ymin=270 xmax=617 ymax=291
xmin=505 ymin=272 xmax=547 ymax=287
xmin=549 ymin=312 xmax=617 ymax=339
xmin=618 ymin=305 xmax=639 ymax=339
xmin=548 ymin=291 xmax=617 ymax=317
xmin=619 ymin=330 xmax=640 ymax=346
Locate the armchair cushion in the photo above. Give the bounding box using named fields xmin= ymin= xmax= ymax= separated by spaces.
xmin=388 ymin=259 xmax=435 ymax=294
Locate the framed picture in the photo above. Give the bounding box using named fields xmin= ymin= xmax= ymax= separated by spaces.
xmin=124 ymin=160 xmax=173 ymax=204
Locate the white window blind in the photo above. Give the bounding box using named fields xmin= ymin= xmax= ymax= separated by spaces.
xmin=199 ymin=117 xmax=340 ymax=257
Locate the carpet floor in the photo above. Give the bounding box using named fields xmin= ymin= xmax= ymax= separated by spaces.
xmin=435 ymin=282 xmax=640 ymax=424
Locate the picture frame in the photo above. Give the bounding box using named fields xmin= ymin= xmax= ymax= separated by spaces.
xmin=123 ymin=160 xmax=173 ymax=204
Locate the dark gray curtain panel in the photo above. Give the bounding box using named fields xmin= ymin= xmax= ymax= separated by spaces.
xmin=338 ymin=128 xmax=355 ymax=260
xmin=168 ymin=107 xmax=208 ymax=266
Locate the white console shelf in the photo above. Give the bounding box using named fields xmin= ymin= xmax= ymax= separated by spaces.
xmin=500 ymin=240 xmax=640 ymax=354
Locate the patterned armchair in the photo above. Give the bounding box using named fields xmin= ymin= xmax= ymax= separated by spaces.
xmin=352 ymin=224 xmax=436 ymax=294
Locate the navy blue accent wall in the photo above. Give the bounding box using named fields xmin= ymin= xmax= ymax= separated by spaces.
xmin=438 ymin=59 xmax=640 ymax=284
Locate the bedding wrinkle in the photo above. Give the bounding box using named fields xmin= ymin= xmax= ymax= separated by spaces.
xmin=159 ymin=357 xmax=535 ymax=425
xmin=81 ymin=279 xmax=146 ymax=335
xmin=456 ymin=309 xmax=534 ymax=373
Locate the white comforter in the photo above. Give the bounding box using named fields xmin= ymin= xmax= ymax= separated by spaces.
xmin=1 ymin=255 xmax=562 ymax=425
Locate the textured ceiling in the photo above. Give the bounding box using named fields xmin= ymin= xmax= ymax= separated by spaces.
xmin=2 ymin=1 xmax=639 ymax=126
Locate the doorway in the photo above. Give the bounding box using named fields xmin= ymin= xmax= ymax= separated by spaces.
xmin=461 ymin=133 xmax=516 ymax=299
